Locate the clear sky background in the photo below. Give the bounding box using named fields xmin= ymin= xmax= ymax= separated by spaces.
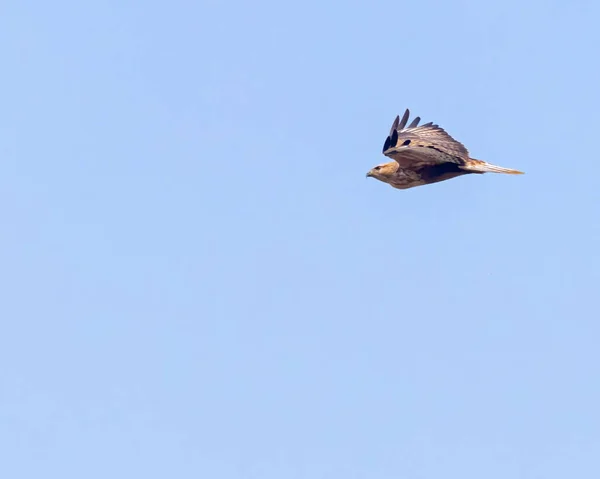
xmin=1 ymin=1 xmax=599 ymax=478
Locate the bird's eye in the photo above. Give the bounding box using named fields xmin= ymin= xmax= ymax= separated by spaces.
xmin=402 ymin=139 xmax=411 ymax=146
xmin=374 ymin=166 xmax=381 ymax=170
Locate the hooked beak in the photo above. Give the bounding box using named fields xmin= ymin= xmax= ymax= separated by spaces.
xmin=366 ymin=170 xmax=373 ymax=178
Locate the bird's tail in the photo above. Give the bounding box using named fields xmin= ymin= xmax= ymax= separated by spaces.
xmin=462 ymin=158 xmax=524 ymax=175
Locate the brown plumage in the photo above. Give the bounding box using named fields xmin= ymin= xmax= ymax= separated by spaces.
xmin=366 ymin=109 xmax=524 ymax=190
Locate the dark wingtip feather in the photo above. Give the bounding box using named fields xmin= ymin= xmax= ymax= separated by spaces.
xmin=408 ymin=116 xmax=420 ymax=128
xmin=389 ymin=115 xmax=400 ymax=136
xmin=382 ymin=136 xmax=391 ymax=153
xmin=397 ymin=109 xmax=410 ymax=131
xmin=390 ymin=129 xmax=398 ymax=148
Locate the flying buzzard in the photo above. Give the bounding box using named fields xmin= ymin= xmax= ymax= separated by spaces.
xmin=366 ymin=109 xmax=524 ymax=189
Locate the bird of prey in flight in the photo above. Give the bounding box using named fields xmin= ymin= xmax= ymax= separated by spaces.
xmin=366 ymin=109 xmax=524 ymax=189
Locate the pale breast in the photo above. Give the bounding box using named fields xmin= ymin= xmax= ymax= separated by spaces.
xmin=389 ymin=169 xmax=424 ymax=190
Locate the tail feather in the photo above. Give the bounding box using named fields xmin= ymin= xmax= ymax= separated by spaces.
xmin=462 ymin=159 xmax=524 ymax=175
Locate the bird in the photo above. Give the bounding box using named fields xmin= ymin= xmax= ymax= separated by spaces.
xmin=366 ymin=109 xmax=524 ymax=190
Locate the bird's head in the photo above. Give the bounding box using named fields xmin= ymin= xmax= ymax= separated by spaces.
xmin=366 ymin=161 xmax=399 ymax=183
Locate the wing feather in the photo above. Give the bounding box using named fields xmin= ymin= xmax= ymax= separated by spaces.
xmin=397 ymin=109 xmax=410 ymax=131
xmin=407 ymin=116 xmax=421 ymax=128
xmin=382 ymin=110 xmax=470 ymax=168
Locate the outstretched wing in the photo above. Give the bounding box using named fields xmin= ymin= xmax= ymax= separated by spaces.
xmin=382 ymin=109 xmax=470 ymax=168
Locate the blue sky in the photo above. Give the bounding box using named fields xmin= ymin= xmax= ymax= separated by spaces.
xmin=1 ymin=0 xmax=599 ymax=477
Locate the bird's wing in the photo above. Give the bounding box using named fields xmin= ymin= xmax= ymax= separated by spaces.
xmin=382 ymin=109 xmax=470 ymax=168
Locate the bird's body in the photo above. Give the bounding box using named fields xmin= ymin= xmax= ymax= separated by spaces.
xmin=367 ymin=109 xmax=523 ymax=189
